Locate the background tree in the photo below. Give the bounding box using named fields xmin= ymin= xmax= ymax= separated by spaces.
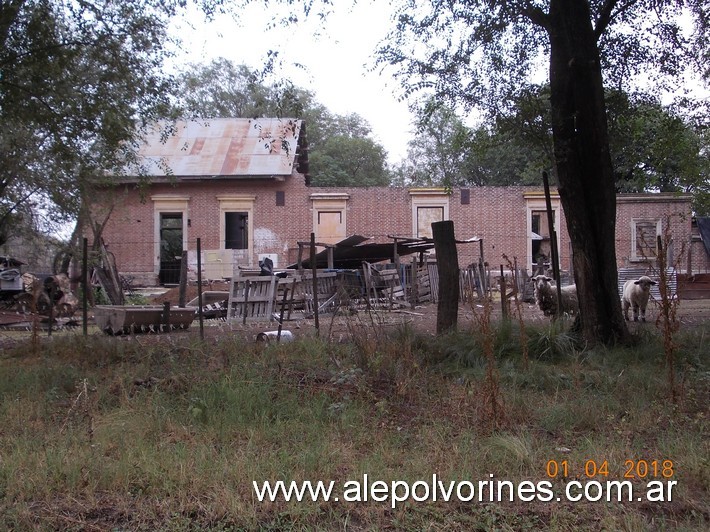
xmin=176 ymin=59 xmax=392 ymax=186
xmin=607 ymin=90 xmax=710 ymax=214
xmin=395 ymin=101 xmax=477 ymax=187
xmin=374 ymin=1 xmax=707 ymax=345
xmin=396 ymin=91 xmax=552 ymax=187
xmin=418 ymin=85 xmax=710 ymax=206
xmin=0 ymin=0 xmax=203 ymax=250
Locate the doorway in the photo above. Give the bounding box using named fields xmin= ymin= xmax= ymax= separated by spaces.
xmin=159 ymin=213 xmax=183 ymax=284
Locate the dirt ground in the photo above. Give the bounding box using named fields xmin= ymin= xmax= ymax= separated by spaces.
xmin=143 ymin=282 xmax=710 ymax=342
xmin=0 ymin=281 xmax=706 ymax=344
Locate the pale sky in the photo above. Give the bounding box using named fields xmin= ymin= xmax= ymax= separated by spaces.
xmin=168 ymin=3 xmax=708 ymax=166
xmin=169 ymin=2 xmax=415 ymax=164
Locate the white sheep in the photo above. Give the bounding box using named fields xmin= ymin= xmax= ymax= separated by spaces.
xmin=622 ymin=276 xmax=657 ymax=322
xmin=531 ymin=275 xmax=578 ymax=317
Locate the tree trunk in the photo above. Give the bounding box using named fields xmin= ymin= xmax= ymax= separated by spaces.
xmin=432 ymin=220 xmax=459 ymax=334
xmin=548 ymin=0 xmax=629 ymax=345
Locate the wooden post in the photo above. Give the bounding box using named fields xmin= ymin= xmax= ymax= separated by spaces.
xmin=196 ymin=238 xmax=204 ymax=340
xmin=48 ymin=281 xmax=55 ymax=337
xmin=500 ymin=265 xmax=508 ymax=319
xmin=432 ymin=220 xmax=459 ymax=335
xmin=410 ymin=255 xmax=418 ymax=309
xmin=327 ymin=246 xmax=334 ymax=269
xmin=287 ymin=278 xmax=297 ymax=321
xmin=362 ymin=263 xmax=373 ymax=311
xmin=297 ymin=242 xmax=304 ymax=273
xmin=478 ymin=239 xmax=486 ymax=294
xmin=393 ymin=238 xmax=400 ymax=271
xmin=310 ymin=232 xmax=319 ymax=335
xmin=277 ymin=285 xmax=289 ymax=342
xmin=242 ymin=279 xmax=250 ymax=325
xmin=82 ymin=237 xmax=88 ymax=336
xmin=161 ymin=301 xmax=171 ymax=332
xmin=178 ymin=250 xmax=188 ymax=308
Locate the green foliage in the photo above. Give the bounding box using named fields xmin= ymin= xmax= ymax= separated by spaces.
xmin=402 ymin=86 xmax=708 ymax=208
xmin=175 ymin=60 xmax=392 ymax=187
xmin=309 ymin=135 xmax=390 ymax=186
xmin=0 ymin=0 xmax=197 ymax=240
xmin=607 ymin=90 xmax=710 ymax=214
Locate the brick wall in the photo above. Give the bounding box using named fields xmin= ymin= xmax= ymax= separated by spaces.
xmin=94 ymin=177 xmax=695 ymax=286
xmin=615 ymin=194 xmax=692 ymax=270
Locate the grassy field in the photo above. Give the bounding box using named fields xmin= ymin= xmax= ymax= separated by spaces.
xmin=0 ymin=315 xmax=707 ymax=530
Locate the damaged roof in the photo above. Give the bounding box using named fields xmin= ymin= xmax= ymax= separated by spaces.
xmin=288 ymin=235 xmax=437 ymax=270
xmin=131 ymin=118 xmax=306 ymax=180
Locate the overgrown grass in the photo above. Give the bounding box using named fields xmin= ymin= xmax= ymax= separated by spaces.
xmin=0 ymin=319 xmax=707 ymax=530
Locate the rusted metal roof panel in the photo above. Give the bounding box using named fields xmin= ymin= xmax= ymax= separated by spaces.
xmin=288 ymin=235 xmax=437 ymax=270
xmin=135 ymin=118 xmax=302 ymax=178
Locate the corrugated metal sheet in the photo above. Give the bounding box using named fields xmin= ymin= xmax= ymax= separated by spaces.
xmin=135 ymin=118 xmax=302 ymax=178
xmin=289 ymin=235 xmax=436 ymax=270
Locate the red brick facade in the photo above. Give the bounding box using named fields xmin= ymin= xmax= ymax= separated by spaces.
xmin=94 ymin=170 xmax=698 ymax=286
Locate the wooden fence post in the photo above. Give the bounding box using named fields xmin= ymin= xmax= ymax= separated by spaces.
xmin=500 ymin=265 xmax=508 ymax=320
xmin=432 ymin=220 xmax=459 ymax=335
xmin=178 ymin=250 xmax=188 ymax=308
xmin=196 ymin=238 xmax=204 ymax=340
xmin=310 ymin=232 xmax=319 ymax=335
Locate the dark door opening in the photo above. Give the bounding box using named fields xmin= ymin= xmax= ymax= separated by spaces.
xmin=159 ymin=213 xmax=183 ymax=285
xmin=225 ymin=211 xmax=248 ymax=249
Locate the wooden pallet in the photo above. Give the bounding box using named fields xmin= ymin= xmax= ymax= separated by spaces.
xmin=362 ymin=263 xmax=405 ymax=308
xmin=226 ymin=276 xmax=278 ymax=321
xmin=295 ymin=271 xmax=339 ymax=315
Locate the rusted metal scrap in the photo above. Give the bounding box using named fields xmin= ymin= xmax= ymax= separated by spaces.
xmin=16 ymin=273 xmax=79 ymax=317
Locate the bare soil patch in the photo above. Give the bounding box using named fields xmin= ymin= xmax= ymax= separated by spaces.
xmin=146 ymin=284 xmax=709 ymax=342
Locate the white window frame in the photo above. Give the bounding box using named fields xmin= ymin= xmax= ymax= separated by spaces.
xmin=310 ymin=193 xmax=349 ymax=245
xmin=217 ymin=195 xmax=256 ymax=261
xmin=151 ymin=195 xmax=190 ymax=275
xmin=523 ymin=192 xmax=561 ymax=271
xmin=631 ymin=218 xmax=662 ymax=262
xmin=409 ymin=189 xmax=450 ymax=239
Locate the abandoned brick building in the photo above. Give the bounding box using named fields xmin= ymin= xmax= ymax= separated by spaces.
xmin=91 ymin=118 xmax=702 ymax=287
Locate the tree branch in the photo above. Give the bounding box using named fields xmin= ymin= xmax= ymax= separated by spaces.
xmin=521 ymin=1 xmax=549 ymax=31
xmin=594 ymin=0 xmax=637 ymax=40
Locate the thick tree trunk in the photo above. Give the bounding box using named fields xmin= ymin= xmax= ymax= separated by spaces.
xmin=548 ymin=0 xmax=629 ymax=345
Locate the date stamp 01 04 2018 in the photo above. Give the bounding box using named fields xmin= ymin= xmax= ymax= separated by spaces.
xmin=544 ymin=459 xmax=677 ymax=502
xmin=545 ymin=459 xmax=675 ymax=480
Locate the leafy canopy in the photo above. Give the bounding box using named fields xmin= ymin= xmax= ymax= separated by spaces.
xmin=403 ymin=87 xmax=709 ymax=214
xmin=175 ymin=59 xmax=392 ymax=186
xmin=0 ymin=0 xmax=231 ymax=244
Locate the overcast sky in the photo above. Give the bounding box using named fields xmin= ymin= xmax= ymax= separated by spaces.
xmin=169 ymin=2 xmax=415 ymax=164
xmin=169 ymin=3 xmax=708 ymax=167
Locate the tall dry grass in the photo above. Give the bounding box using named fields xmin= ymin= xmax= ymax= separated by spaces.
xmin=0 ymin=317 xmax=707 ymax=530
